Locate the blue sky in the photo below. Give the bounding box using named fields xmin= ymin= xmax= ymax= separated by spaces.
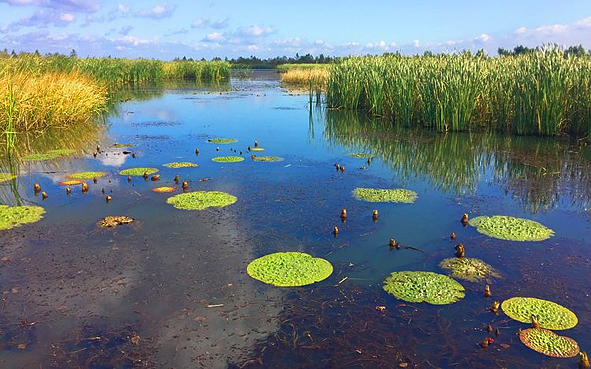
xmin=1 ymin=0 xmax=591 ymax=59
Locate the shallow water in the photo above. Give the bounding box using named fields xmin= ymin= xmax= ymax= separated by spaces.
xmin=1 ymin=70 xmax=590 ymax=368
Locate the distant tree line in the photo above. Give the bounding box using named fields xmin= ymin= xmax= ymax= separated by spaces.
xmin=497 ymin=44 xmax=588 ymax=57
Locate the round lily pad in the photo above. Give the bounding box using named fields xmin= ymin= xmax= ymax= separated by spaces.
xmin=251 ymin=147 xmax=265 ymax=151
xmin=163 ymin=162 xmax=198 ymax=168
xmin=439 ymin=258 xmax=501 ymax=282
xmin=353 ymin=188 xmax=418 ymax=204
xmin=23 ymin=149 xmax=75 ymax=161
xmin=152 ymin=186 xmax=176 ymax=193
xmin=119 ymin=168 xmax=158 ymax=176
xmin=383 ymin=271 xmax=465 ymax=305
xmin=348 ymin=152 xmax=371 ymax=158
xmin=212 ymin=156 xmax=244 ymax=163
xmin=469 ymin=215 xmax=554 ymax=241
xmin=68 ymin=171 xmax=107 ymax=180
xmin=0 ymin=205 xmax=45 ymax=230
xmin=519 ymin=328 xmax=580 ymax=358
xmin=207 ymin=138 xmax=237 ymax=144
xmin=166 ymin=191 xmax=237 ymax=210
xmin=58 ymin=180 xmax=85 ymax=186
xmin=0 ymin=173 xmax=17 ymax=183
xmin=502 ymin=297 xmax=578 ymax=330
xmin=247 ymin=252 xmax=333 ymax=287
xmin=253 ymin=156 xmax=283 ymax=162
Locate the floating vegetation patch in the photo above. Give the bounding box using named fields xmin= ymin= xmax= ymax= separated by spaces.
xmin=0 ymin=173 xmax=17 ymax=183
xmin=211 ymin=156 xmax=244 ymax=163
xmin=0 ymin=205 xmax=45 ymax=230
xmin=348 ymin=152 xmax=372 ymax=158
xmin=251 ymin=147 xmax=265 ymax=151
xmin=247 ymin=252 xmax=333 ymax=287
xmin=152 ymin=186 xmax=176 ymax=193
xmin=98 ymin=216 xmax=134 ymax=228
xmin=58 ymin=180 xmax=85 ymax=186
xmin=501 ymin=297 xmax=578 ymax=330
xmin=166 ymin=191 xmax=237 ymax=210
xmin=353 ymin=188 xmax=418 ymax=204
xmin=112 ymin=143 xmax=134 ymax=148
xmin=519 ymin=328 xmax=580 ymax=358
xmin=207 ymin=138 xmax=237 ymax=144
xmin=23 ymin=149 xmax=76 ymax=161
xmin=439 ymin=258 xmax=501 ymax=282
xmin=163 ymin=162 xmax=198 ymax=168
xmin=253 ymin=156 xmax=283 ymax=162
xmin=68 ymin=171 xmax=107 ymax=180
xmin=383 ymin=271 xmax=465 ymax=305
xmin=469 ymin=215 xmax=554 ymax=241
xmin=119 ymin=167 xmax=158 ymax=176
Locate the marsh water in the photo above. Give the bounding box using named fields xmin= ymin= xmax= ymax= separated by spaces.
xmin=1 ymin=70 xmax=591 ymax=368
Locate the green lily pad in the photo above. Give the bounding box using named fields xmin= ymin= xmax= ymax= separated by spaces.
xmin=347 ymin=152 xmax=371 ymax=158
xmin=253 ymin=156 xmax=283 ymax=162
xmin=0 ymin=205 xmax=45 ymax=230
xmin=163 ymin=162 xmax=198 ymax=168
xmin=212 ymin=156 xmax=244 ymax=163
xmin=207 ymin=138 xmax=237 ymax=144
xmin=68 ymin=171 xmax=107 ymax=180
xmin=0 ymin=173 xmax=17 ymax=183
xmin=119 ymin=167 xmax=159 ymax=176
xmin=383 ymin=271 xmax=465 ymax=305
xmin=23 ymin=149 xmax=75 ymax=161
xmin=469 ymin=215 xmax=554 ymax=241
xmin=502 ymin=297 xmax=578 ymax=330
xmin=519 ymin=328 xmax=580 ymax=358
xmin=439 ymin=258 xmax=501 ymax=282
xmin=166 ymin=191 xmax=237 ymax=210
xmin=247 ymin=252 xmax=333 ymax=287
xmin=353 ymin=188 xmax=418 ymax=204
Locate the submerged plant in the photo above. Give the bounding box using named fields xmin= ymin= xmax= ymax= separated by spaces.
xmin=119 ymin=167 xmax=158 ymax=176
xmin=207 ymin=138 xmax=237 ymax=144
xmin=519 ymin=328 xmax=580 ymax=358
xmin=253 ymin=156 xmax=284 ymax=162
xmin=163 ymin=162 xmax=198 ymax=168
xmin=23 ymin=149 xmax=76 ymax=161
xmin=112 ymin=143 xmax=134 ymax=148
xmin=347 ymin=152 xmax=372 ymax=158
xmin=211 ymin=156 xmax=244 ymax=163
xmin=247 ymin=252 xmax=333 ymax=287
xmin=0 ymin=205 xmax=45 ymax=230
xmin=152 ymin=186 xmax=176 ymax=193
xmin=469 ymin=215 xmax=554 ymax=241
xmin=166 ymin=191 xmax=237 ymax=210
xmin=501 ymin=297 xmax=578 ymax=330
xmin=353 ymin=188 xmax=418 ymax=203
xmin=383 ymin=271 xmax=465 ymax=305
xmin=0 ymin=172 xmax=17 ymax=183
xmin=98 ymin=216 xmax=134 ymax=228
xmin=68 ymin=171 xmax=107 ymax=180
xmin=439 ymin=258 xmax=500 ymax=282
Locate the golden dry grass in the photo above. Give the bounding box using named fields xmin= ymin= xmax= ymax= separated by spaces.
xmin=280 ymin=68 xmax=330 ymax=86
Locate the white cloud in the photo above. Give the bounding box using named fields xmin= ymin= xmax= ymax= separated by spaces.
xmin=239 ymin=25 xmax=274 ymax=37
xmin=60 ymin=13 xmax=75 ymax=22
xmin=202 ymin=32 xmax=224 ymax=42
xmin=475 ymin=33 xmax=491 ymax=42
xmin=117 ymin=3 xmax=129 ymax=13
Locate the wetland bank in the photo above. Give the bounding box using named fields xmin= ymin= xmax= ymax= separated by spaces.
xmin=1 ymin=64 xmax=591 ymax=369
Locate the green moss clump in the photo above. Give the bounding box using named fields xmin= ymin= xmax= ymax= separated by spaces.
xmin=383 ymin=271 xmax=465 ymax=305
xmin=0 ymin=173 xmax=17 ymax=183
xmin=469 ymin=215 xmax=554 ymax=241
xmin=68 ymin=171 xmax=107 ymax=180
xmin=212 ymin=156 xmax=244 ymax=163
xmin=253 ymin=156 xmax=283 ymax=162
xmin=166 ymin=191 xmax=237 ymax=210
xmin=439 ymin=258 xmax=500 ymax=282
xmin=207 ymin=138 xmax=237 ymax=144
xmin=23 ymin=149 xmax=76 ymax=161
xmin=163 ymin=162 xmax=198 ymax=168
xmin=247 ymin=252 xmax=333 ymax=287
xmin=502 ymin=297 xmax=578 ymax=330
xmin=353 ymin=188 xmax=418 ymax=204
xmin=347 ymin=152 xmax=371 ymax=158
xmin=119 ymin=167 xmax=159 ymax=176
xmin=0 ymin=205 xmax=45 ymax=230
xmin=519 ymin=328 xmax=580 ymax=358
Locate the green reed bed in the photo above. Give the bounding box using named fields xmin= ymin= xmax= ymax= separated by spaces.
xmin=325 ymin=48 xmax=591 ymax=136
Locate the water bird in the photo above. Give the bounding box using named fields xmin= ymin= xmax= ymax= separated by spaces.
xmin=41 ymin=192 xmax=48 ymax=199
xmin=454 ymin=243 xmax=465 ymax=258
xmin=151 ymin=175 xmax=160 ymax=181
xmin=182 ymin=181 xmax=189 ymax=189
xmin=461 ymin=213 xmax=469 ymax=226
xmin=340 ymin=209 xmax=347 ymax=221
xmin=81 ymin=183 xmax=89 ymax=192
xmin=106 ymin=195 xmax=112 ymax=202
xmin=450 ymin=232 xmax=457 ymax=241
xmin=484 ymin=285 xmax=491 ymax=298
xmin=34 ymin=183 xmax=41 ymax=193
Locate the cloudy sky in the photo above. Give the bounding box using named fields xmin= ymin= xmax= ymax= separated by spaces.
xmin=1 ymin=0 xmax=591 ymax=59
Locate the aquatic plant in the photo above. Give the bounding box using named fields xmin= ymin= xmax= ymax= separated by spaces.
xmin=211 ymin=156 xmax=244 ymax=163
xmin=98 ymin=216 xmax=134 ymax=228
xmin=0 ymin=205 xmax=45 ymax=230
xmin=207 ymin=138 xmax=237 ymax=144
xmin=501 ymin=297 xmax=578 ymax=330
xmin=119 ymin=167 xmax=158 ymax=176
xmin=383 ymin=271 xmax=465 ymax=305
xmin=58 ymin=180 xmax=84 ymax=186
xmin=152 ymin=186 xmax=176 ymax=193
xmin=253 ymin=156 xmax=284 ymax=162
xmin=439 ymin=258 xmax=500 ymax=282
xmin=347 ymin=152 xmax=372 ymax=158
xmin=112 ymin=143 xmax=134 ymax=148
xmin=0 ymin=172 xmax=16 ymax=183
xmin=23 ymin=149 xmax=76 ymax=161
xmin=68 ymin=171 xmax=107 ymax=180
xmin=353 ymin=188 xmax=418 ymax=203
xmin=251 ymin=147 xmax=265 ymax=151
xmin=519 ymin=328 xmax=580 ymax=358
xmin=166 ymin=191 xmax=237 ymax=210
xmin=246 ymin=252 xmax=333 ymax=287
xmin=469 ymin=215 xmax=554 ymax=241
xmin=163 ymin=162 xmax=198 ymax=168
